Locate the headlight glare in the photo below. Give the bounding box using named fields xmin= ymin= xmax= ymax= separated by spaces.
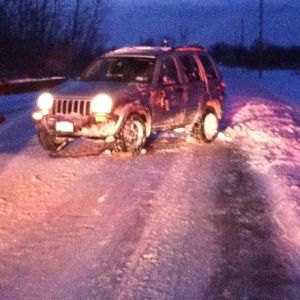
xmin=91 ymin=94 xmax=112 ymax=114
xmin=37 ymin=93 xmax=54 ymax=111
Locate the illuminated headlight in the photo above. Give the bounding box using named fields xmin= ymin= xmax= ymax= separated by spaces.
xmin=37 ymin=93 xmax=54 ymax=111
xmin=91 ymin=94 xmax=112 ymax=114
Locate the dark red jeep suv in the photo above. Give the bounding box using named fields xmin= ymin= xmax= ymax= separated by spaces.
xmin=33 ymin=46 xmax=225 ymax=154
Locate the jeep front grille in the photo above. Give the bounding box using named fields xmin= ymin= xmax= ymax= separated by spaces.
xmin=51 ymin=98 xmax=91 ymax=116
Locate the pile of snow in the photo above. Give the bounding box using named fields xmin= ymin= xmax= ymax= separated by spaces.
xmin=0 ymin=77 xmax=65 ymax=84
xmin=219 ymin=68 xmax=300 ymax=256
xmin=220 ymin=99 xmax=299 ymax=175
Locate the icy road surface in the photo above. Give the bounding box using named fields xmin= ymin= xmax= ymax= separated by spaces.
xmin=0 ymin=69 xmax=299 ymax=299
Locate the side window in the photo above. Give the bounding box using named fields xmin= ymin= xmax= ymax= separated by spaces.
xmin=159 ymin=57 xmax=179 ymax=85
xmin=179 ymin=55 xmax=201 ymax=83
xmin=198 ymin=54 xmax=217 ymax=80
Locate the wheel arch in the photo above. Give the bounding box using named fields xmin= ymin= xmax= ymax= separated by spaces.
xmin=206 ymin=99 xmax=222 ymax=120
xmin=114 ymin=103 xmax=152 ymax=137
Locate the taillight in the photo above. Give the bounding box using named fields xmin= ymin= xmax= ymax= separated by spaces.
xmin=217 ymin=81 xmax=226 ymax=94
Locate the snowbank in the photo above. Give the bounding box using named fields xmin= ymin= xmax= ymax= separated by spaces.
xmin=219 ymin=68 xmax=300 ymax=257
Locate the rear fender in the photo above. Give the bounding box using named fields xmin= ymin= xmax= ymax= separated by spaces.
xmin=206 ymin=99 xmax=222 ymax=120
xmin=190 ymin=99 xmax=221 ymax=130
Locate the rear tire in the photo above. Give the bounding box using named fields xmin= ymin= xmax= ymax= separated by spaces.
xmin=193 ymin=108 xmax=219 ymax=143
xmin=37 ymin=130 xmax=66 ymax=152
xmin=115 ymin=114 xmax=146 ymax=154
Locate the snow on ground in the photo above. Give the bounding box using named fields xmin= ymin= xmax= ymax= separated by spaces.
xmin=0 ymin=72 xmax=299 ymax=252
xmin=0 ymin=93 xmax=37 ymax=115
xmin=219 ymin=68 xmax=300 ymax=264
xmin=0 ymin=68 xmax=299 ymax=298
xmin=0 ymin=77 xmax=65 ymax=84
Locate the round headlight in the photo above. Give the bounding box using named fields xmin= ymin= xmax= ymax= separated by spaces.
xmin=91 ymin=94 xmax=112 ymax=114
xmin=37 ymin=93 xmax=54 ymax=111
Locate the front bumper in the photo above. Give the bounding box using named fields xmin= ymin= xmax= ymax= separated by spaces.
xmin=33 ymin=112 xmax=120 ymax=139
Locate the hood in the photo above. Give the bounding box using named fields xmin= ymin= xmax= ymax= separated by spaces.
xmin=52 ymin=80 xmax=148 ymax=101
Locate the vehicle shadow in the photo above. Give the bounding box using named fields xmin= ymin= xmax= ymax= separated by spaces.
xmin=203 ymin=147 xmax=294 ymax=300
xmin=50 ymin=130 xmax=190 ymax=158
xmin=145 ymin=130 xmax=191 ymax=153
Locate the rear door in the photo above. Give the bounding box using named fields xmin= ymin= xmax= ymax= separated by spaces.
xmin=151 ymin=56 xmax=184 ymax=129
xmin=197 ymin=53 xmax=223 ymax=99
xmin=177 ymin=54 xmax=207 ymax=124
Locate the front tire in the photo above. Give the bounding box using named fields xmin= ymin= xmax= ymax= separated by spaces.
xmin=37 ymin=130 xmax=66 ymax=152
xmin=115 ymin=114 xmax=146 ymax=154
xmin=193 ymin=108 xmax=219 ymax=143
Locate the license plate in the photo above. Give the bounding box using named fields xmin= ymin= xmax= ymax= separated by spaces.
xmin=55 ymin=121 xmax=74 ymax=132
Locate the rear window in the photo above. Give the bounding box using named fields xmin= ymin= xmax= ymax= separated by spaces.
xmin=197 ymin=54 xmax=218 ymax=80
xmin=178 ymin=55 xmax=201 ymax=83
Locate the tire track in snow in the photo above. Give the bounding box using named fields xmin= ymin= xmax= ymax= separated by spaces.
xmin=97 ymin=146 xmax=223 ymax=300
xmin=204 ymin=149 xmax=295 ymax=300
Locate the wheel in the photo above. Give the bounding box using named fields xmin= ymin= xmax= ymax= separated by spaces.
xmin=37 ymin=130 xmax=66 ymax=152
xmin=115 ymin=114 xmax=146 ymax=153
xmin=193 ymin=108 xmax=219 ymax=143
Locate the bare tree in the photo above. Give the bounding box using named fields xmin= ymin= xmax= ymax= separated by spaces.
xmin=0 ymin=0 xmax=108 ymax=76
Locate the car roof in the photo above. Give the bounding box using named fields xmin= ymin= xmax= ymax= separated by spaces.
xmin=103 ymin=46 xmax=207 ymax=59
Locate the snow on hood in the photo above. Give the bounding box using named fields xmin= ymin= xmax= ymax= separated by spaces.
xmin=52 ymin=80 xmax=146 ymax=100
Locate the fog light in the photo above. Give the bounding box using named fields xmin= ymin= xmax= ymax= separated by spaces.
xmin=95 ymin=114 xmax=108 ymax=122
xmin=32 ymin=111 xmax=44 ymax=121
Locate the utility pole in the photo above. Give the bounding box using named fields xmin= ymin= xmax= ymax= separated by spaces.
xmin=234 ymin=28 xmax=238 ymax=47
xmin=258 ymin=0 xmax=264 ymax=79
xmin=241 ymin=18 xmax=245 ymax=47
xmin=240 ymin=18 xmax=245 ymax=69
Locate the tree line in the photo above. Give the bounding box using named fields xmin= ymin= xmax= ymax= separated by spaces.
xmin=138 ymin=37 xmax=300 ymax=71
xmin=210 ymin=41 xmax=300 ymax=70
xmin=0 ymin=0 xmax=107 ymax=78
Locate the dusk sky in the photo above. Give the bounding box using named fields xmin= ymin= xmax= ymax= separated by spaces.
xmin=107 ymin=0 xmax=300 ymax=48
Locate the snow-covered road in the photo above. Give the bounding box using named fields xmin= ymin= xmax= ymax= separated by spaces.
xmin=0 ymin=69 xmax=299 ymax=299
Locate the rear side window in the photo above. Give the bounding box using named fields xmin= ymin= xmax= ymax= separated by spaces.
xmin=198 ymin=54 xmax=217 ymax=80
xmin=160 ymin=57 xmax=179 ymax=85
xmin=178 ymin=55 xmax=201 ymax=83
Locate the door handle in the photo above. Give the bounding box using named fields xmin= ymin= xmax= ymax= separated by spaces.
xmin=176 ymin=87 xmax=184 ymax=93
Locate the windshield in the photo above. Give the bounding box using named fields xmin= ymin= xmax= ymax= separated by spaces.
xmin=80 ymin=57 xmax=155 ymax=83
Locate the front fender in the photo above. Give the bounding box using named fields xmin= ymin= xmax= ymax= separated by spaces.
xmin=113 ymin=103 xmax=152 ymax=137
